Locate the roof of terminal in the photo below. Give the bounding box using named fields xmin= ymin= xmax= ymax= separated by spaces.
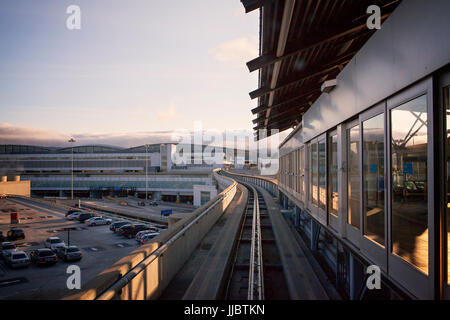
xmin=241 ymin=0 xmax=401 ymax=140
xmin=0 ymin=143 xmax=250 ymax=155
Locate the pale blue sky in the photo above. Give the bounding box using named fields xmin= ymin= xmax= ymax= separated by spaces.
xmin=0 ymin=0 xmax=261 ymax=142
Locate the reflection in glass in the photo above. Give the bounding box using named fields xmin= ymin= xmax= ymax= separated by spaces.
xmin=328 ymin=134 xmax=338 ymax=217
xmin=363 ymin=114 xmax=385 ymax=246
xmin=312 ymin=143 xmax=318 ymax=206
xmin=445 ymin=85 xmax=450 ymax=284
xmin=319 ymin=140 xmax=326 ymax=210
xmin=391 ymin=94 xmax=428 ymax=274
xmin=347 ymin=125 xmax=360 ymax=229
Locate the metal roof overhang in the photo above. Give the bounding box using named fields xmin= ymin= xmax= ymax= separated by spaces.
xmin=241 ymin=0 xmax=402 ymax=140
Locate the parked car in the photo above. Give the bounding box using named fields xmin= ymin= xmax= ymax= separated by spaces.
xmin=7 ymin=228 xmax=25 ymax=240
xmin=1 ymin=242 xmax=17 ymax=259
xmin=67 ymin=212 xmax=82 ymax=220
xmin=138 ymin=232 xmax=159 ymax=244
xmin=110 ymin=221 xmax=131 ymax=232
xmin=86 ymin=217 xmax=112 ymax=226
xmin=44 ymin=237 xmax=66 ymax=252
xmin=56 ymin=246 xmax=82 ymax=262
xmin=0 ymin=194 xmax=7 ymax=199
xmin=30 ymin=248 xmax=58 ymax=266
xmin=138 ymin=201 xmax=146 ymax=206
xmin=120 ymin=224 xmax=151 ymax=239
xmin=135 ymin=228 xmax=159 ymax=241
xmin=0 ymin=231 xmax=4 ymax=242
xmin=149 ymin=201 xmax=158 ymax=206
xmin=77 ymin=213 xmax=95 ymax=223
xmin=5 ymin=251 xmax=30 ymax=269
xmin=65 ymin=209 xmax=81 ymax=217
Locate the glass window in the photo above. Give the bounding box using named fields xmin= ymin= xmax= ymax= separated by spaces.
xmin=444 ymin=85 xmax=450 ymax=284
xmin=347 ymin=125 xmax=361 ymax=229
xmin=318 ymin=139 xmax=326 ymax=210
xmin=391 ymin=94 xmax=428 ymax=274
xmin=363 ymin=114 xmax=385 ymax=246
xmin=300 ymin=147 xmax=305 ymax=195
xmin=328 ymin=134 xmax=338 ymax=217
xmin=200 ymin=191 xmax=211 ymax=205
xmin=311 ymin=143 xmax=318 ymax=206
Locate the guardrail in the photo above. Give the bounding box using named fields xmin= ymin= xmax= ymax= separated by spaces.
xmin=66 ymin=168 xmax=237 ymax=300
xmin=220 ymin=170 xmax=278 ymax=197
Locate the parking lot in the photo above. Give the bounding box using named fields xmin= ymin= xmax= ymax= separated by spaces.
xmin=0 ymin=197 xmax=159 ymax=299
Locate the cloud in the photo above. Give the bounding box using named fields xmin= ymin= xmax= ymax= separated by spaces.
xmin=0 ymin=123 xmax=175 ymax=148
xmin=158 ymin=103 xmax=181 ymax=120
xmin=209 ymin=36 xmax=258 ymax=65
xmin=0 ymin=123 xmax=292 ymax=151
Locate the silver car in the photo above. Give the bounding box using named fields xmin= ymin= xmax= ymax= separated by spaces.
xmin=86 ymin=217 xmax=112 ymax=226
xmin=56 ymin=246 xmax=82 ymax=262
xmin=1 ymin=242 xmax=17 ymax=259
xmin=5 ymin=251 xmax=30 ymax=268
xmin=44 ymin=237 xmax=66 ymax=252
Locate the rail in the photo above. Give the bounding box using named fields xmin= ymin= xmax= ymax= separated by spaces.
xmin=248 ymin=184 xmax=264 ymax=300
xmin=221 ymin=170 xmax=278 ymax=197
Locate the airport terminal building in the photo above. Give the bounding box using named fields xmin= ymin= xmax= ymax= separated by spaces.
xmin=244 ymin=0 xmax=450 ymax=299
xmin=0 ymin=143 xmax=244 ymax=202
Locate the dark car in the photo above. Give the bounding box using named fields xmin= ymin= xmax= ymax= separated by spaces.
xmin=138 ymin=201 xmax=146 ymax=206
xmin=30 ymin=248 xmax=58 ymax=266
xmin=56 ymin=246 xmax=82 ymax=262
xmin=120 ymin=224 xmax=151 ymax=239
xmin=77 ymin=213 xmax=95 ymax=223
xmin=7 ymin=228 xmax=25 ymax=241
xmin=66 ymin=209 xmax=81 ymax=217
xmin=110 ymin=221 xmax=131 ymax=232
xmin=149 ymin=201 xmax=158 ymax=206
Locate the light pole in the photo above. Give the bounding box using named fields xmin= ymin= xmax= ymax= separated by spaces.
xmin=145 ymin=144 xmax=148 ymax=201
xmin=68 ymin=138 xmax=76 ymax=200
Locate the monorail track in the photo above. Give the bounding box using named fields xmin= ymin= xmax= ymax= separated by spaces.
xmin=223 ymin=183 xmax=290 ymax=300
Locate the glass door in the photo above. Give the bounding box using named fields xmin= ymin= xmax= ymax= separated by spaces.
xmin=328 ymin=130 xmax=339 ymax=232
xmin=387 ymin=77 xmax=435 ymax=299
xmin=344 ymin=119 xmax=361 ymax=246
xmin=317 ymin=135 xmax=327 ymax=225
xmin=441 ymin=70 xmax=450 ymax=299
xmin=360 ymin=103 xmax=387 ymax=270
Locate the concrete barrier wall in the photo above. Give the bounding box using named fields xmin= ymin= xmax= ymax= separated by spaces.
xmin=0 ymin=181 xmax=31 ymax=197
xmin=214 ymin=171 xmax=234 ymax=191
xmin=66 ymin=169 xmax=237 ymax=300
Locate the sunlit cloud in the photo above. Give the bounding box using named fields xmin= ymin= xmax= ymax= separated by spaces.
xmin=158 ymin=103 xmax=181 ymax=120
xmin=209 ymin=36 xmax=258 ymax=65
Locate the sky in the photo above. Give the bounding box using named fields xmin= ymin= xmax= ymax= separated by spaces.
xmin=0 ymin=0 xmax=290 ymax=148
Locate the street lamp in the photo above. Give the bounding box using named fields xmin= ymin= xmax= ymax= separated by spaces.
xmin=145 ymin=144 xmax=148 ymax=201
xmin=68 ymin=138 xmax=76 ymax=200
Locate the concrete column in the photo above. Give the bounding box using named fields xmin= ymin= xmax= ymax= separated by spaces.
xmin=176 ymin=193 xmax=180 ymax=203
xmin=348 ymin=253 xmax=365 ymax=300
xmin=153 ymin=191 xmax=162 ymax=201
xmin=294 ymin=206 xmax=300 ymax=227
xmin=59 ymin=190 xmax=64 ymax=198
xmin=310 ymin=219 xmax=320 ymax=251
xmin=283 ymin=194 xmax=288 ymax=209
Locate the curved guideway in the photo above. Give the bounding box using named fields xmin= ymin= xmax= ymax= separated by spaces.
xmin=223 ymin=182 xmax=290 ymax=300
